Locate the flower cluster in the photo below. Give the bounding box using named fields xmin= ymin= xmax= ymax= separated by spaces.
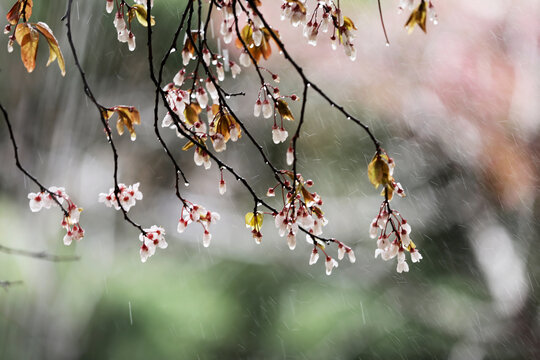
xmin=28 ymin=186 xmax=84 ymax=246
xmin=367 ymin=152 xmax=421 ymax=272
xmin=160 ymin=33 xmax=244 ymax=169
xmin=245 ymin=172 xmax=355 ymax=275
xmin=281 ymin=0 xmax=358 ymax=60
xmin=106 ymin=0 xmax=155 ymax=51
xmin=177 ymin=203 xmax=220 ymax=248
xmin=253 ymin=85 xmax=298 ymax=144
xmin=98 ymin=183 xmax=143 ymax=212
xmin=139 ymin=225 xmax=167 ymax=262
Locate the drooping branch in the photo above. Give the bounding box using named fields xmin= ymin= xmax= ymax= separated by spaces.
xmin=63 ymin=0 xmax=145 ymax=234
xmin=0 ymin=243 xmax=80 ymax=262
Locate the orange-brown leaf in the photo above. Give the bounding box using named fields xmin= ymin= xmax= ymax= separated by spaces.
xmin=15 ymin=23 xmax=39 ymax=73
xmin=405 ymin=0 xmax=428 ymax=33
xmin=184 ymin=103 xmax=202 ymax=126
xmin=276 ymin=99 xmax=294 ymax=121
xmin=114 ymin=106 xmax=141 ymax=140
xmin=6 ymin=0 xmax=33 ymax=25
xmin=34 ymin=22 xmax=65 ymax=76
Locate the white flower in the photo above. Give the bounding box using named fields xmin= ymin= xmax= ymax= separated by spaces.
xmin=106 ymin=0 xmax=114 ymax=14
xmin=7 ymin=38 xmax=14 ymax=53
xmin=272 ymin=126 xmax=288 ymax=144
xmin=63 ymin=224 xmax=84 ymax=246
xmin=397 ymin=260 xmax=409 ymax=273
xmin=182 ymin=49 xmax=192 ymax=66
xmin=128 ymin=32 xmax=136 ymax=51
xmin=28 ymin=192 xmax=44 ymax=212
xmin=253 ymin=99 xmax=262 ymax=117
xmin=287 ymin=231 xmax=296 ymax=250
xmin=117 ymin=29 xmax=129 ymax=43
xmin=347 ymin=248 xmax=356 ymax=263
xmin=369 ymin=219 xmax=379 ymax=239
xmin=325 ymin=256 xmax=338 ymax=275
xmin=239 ymin=52 xmax=251 ymax=67
xmin=219 ymin=180 xmax=226 ymax=195
xmin=252 ymin=28 xmax=263 ymax=46
xmin=410 ymin=249 xmax=423 ymax=263
xmin=173 ymin=69 xmax=185 ymax=86
xmin=139 ymin=243 xmax=154 ymax=263
xmin=162 ymin=112 xmax=173 ymax=127
xmin=196 ymin=88 xmax=208 ymax=108
xmin=177 ymin=218 xmax=189 ymax=233
xmin=202 ymin=48 xmax=211 ymax=65
xmin=203 ymin=230 xmax=212 ymax=247
xmin=338 ymin=244 xmax=346 ymax=260
xmin=206 ymin=79 xmax=219 ymax=101
xmin=230 ymin=62 xmax=241 ymax=78
xmin=216 ymin=63 xmax=225 ymax=81
xmin=309 ymin=249 xmax=319 ymax=265
xmin=114 ymin=12 xmax=126 ymax=31
xmin=286 ymin=147 xmax=294 ymax=165
xmin=262 ymin=99 xmax=273 ymax=118
xmin=223 ymin=27 xmax=233 ymax=44
xmin=212 ymin=133 xmax=227 ymax=152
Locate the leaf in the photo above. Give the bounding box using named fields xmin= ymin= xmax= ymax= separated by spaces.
xmin=182 ymin=141 xmax=195 ymax=151
xmin=367 ymin=155 xmax=390 ymax=188
xmin=245 ymin=211 xmax=263 ymax=231
xmin=15 ymin=23 xmax=39 ymax=73
xmin=131 ymin=4 xmax=155 ymax=27
xmin=6 ymin=0 xmax=33 ymax=25
xmin=184 ymin=103 xmax=202 ymax=126
xmin=405 ymin=0 xmax=428 ymax=34
xmin=342 ymin=16 xmax=357 ymax=31
xmin=34 ymin=22 xmax=65 ymax=76
xmin=101 ymin=108 xmax=115 ymax=120
xmin=276 ymin=99 xmax=294 ymax=121
xmin=114 ymin=106 xmax=141 ymax=140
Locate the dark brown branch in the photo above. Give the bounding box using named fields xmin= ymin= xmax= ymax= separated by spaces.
xmin=246 ymin=0 xmax=381 ymax=152
xmin=63 ymin=0 xmax=145 ymax=234
xmin=0 ymin=102 xmax=69 ymax=217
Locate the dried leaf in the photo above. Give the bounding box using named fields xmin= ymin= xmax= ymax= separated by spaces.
xmin=276 ymin=99 xmax=294 ymax=121
xmin=6 ymin=0 xmax=33 ymax=25
xmin=15 ymin=23 xmax=39 ymax=73
xmin=114 ymin=106 xmax=141 ymax=140
xmin=34 ymin=22 xmax=65 ymax=76
xmin=182 ymin=141 xmax=195 ymax=151
xmin=367 ymin=155 xmax=390 ymax=188
xmin=184 ymin=103 xmax=202 ymax=126
xmin=131 ymin=4 xmax=155 ymax=27
xmin=405 ymin=0 xmax=428 ymax=34
xmin=245 ymin=211 xmax=263 ymax=231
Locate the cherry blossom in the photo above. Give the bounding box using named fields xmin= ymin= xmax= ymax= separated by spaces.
xmin=98 ymin=183 xmax=143 ymax=212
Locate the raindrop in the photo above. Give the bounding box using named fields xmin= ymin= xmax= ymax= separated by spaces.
xmin=226 ymin=95 xmax=231 ymax=99
xmin=256 ymin=202 xmax=262 ymax=207
xmin=346 ymin=116 xmax=351 ymax=120
xmin=385 ymin=42 xmax=390 ymax=47
xmin=184 ymin=182 xmax=190 ymax=187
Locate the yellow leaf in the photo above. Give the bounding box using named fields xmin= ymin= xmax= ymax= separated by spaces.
xmin=15 ymin=23 xmax=38 ymax=73
xmin=405 ymin=0 xmax=428 ymax=34
xmin=6 ymin=0 xmax=33 ymax=25
xmin=276 ymin=99 xmax=294 ymax=121
xmin=114 ymin=106 xmax=141 ymax=140
xmin=182 ymin=141 xmax=195 ymax=151
xmin=184 ymin=103 xmax=202 ymax=126
xmin=245 ymin=211 xmax=263 ymax=231
xmin=131 ymin=4 xmax=155 ymax=27
xmin=101 ymin=108 xmax=115 ymax=120
xmin=342 ymin=16 xmax=357 ymax=31
xmin=367 ymin=155 xmax=390 ymax=188
xmin=34 ymin=22 xmax=65 ymax=76
xmin=406 ymin=240 xmax=416 ymax=252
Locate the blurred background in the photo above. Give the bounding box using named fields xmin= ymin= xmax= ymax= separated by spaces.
xmin=0 ymin=0 xmax=539 ymax=359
